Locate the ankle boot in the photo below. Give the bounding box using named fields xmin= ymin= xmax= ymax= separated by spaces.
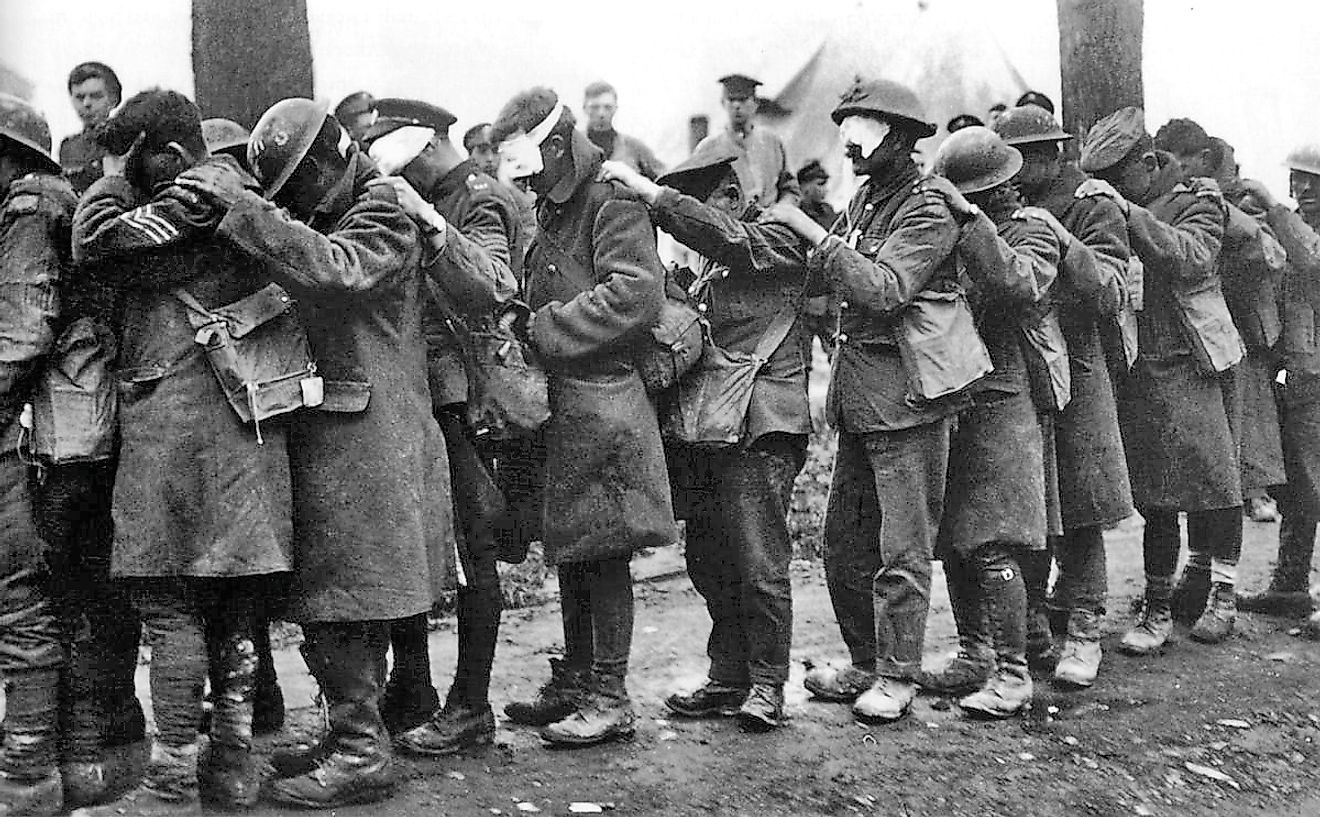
xmin=197 ymin=742 xmax=257 ymax=810
xmin=925 ymin=555 xmax=993 ymax=695
xmin=61 ymin=741 xmax=146 ymax=809
xmin=1053 ymin=609 xmax=1102 ymax=688
xmin=959 ymin=547 xmax=1032 ymax=719
xmin=540 ymin=672 xmax=636 ymax=748
xmin=395 ymin=699 xmax=495 ymax=757
xmin=71 ymin=742 xmax=201 ymax=817
xmin=267 ymin=625 xmax=397 ymax=810
xmin=851 ymin=677 xmax=916 ymax=723
xmin=1119 ymin=575 xmax=1174 ymax=655
xmin=1190 ymin=581 xmax=1237 ymax=643
xmin=1239 ymin=514 xmax=1316 ymax=617
xmin=1171 ymin=563 xmax=1211 ymax=626
xmin=0 ymin=770 xmax=62 ymax=817
xmin=803 ymin=663 xmax=875 ymax=703
xmin=505 ymin=658 xmax=588 ymax=726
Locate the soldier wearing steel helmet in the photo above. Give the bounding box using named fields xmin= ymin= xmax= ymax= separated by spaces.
xmin=176 ymin=97 xmax=451 ymax=809
xmin=0 ymin=93 xmax=78 ymax=817
xmin=71 ymin=90 xmax=294 ymax=817
xmin=994 ymin=103 xmax=1134 ymax=689
xmin=762 ymin=77 xmax=976 ymax=724
xmin=1235 ymin=147 xmax=1320 ymax=633
xmin=923 ymin=125 xmax=1070 ymax=719
xmin=1076 ymin=107 xmax=1242 ymax=656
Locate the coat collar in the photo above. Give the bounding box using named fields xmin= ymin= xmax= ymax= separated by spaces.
xmin=309 ymin=151 xmax=376 ymax=230
xmin=431 ymin=159 xmax=477 ymax=201
xmin=545 ymin=130 xmax=604 ymax=207
xmin=859 ymin=157 xmax=920 ymax=205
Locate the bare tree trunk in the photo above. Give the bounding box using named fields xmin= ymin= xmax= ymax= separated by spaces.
xmin=192 ymin=0 xmax=313 ymax=128
xmin=1056 ymin=0 xmax=1143 ymax=137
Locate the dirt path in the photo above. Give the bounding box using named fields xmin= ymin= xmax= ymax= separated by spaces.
xmin=225 ymin=515 xmax=1320 ymax=817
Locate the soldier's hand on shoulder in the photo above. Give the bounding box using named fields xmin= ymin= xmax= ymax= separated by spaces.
xmin=1237 ymin=178 xmax=1277 ymax=209
xmin=600 ymin=160 xmax=660 ymax=203
xmin=101 ymin=131 xmax=145 ymax=179
xmin=367 ymin=176 xmax=433 ymax=222
xmin=1074 ymin=178 xmax=1128 ymax=215
xmin=921 ymin=176 xmax=978 ymax=223
xmin=1018 ymin=206 xmax=1073 ymax=252
xmin=176 ymin=161 xmax=249 ymax=209
xmin=759 ymin=201 xmax=826 ymax=244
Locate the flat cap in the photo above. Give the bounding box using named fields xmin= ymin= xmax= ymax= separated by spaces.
xmin=362 ymin=98 xmax=457 ymax=144
xmin=718 ymin=74 xmax=761 ymax=98
xmin=831 ymin=76 xmax=936 ymax=138
xmin=658 ymin=142 xmax=740 ymax=200
xmin=1080 ymin=106 xmax=1147 ymax=172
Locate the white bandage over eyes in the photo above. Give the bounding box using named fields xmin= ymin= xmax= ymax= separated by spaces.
xmin=498 ymin=100 xmax=565 ymax=179
xmin=839 ymin=115 xmax=891 ymax=159
xmin=367 ymin=126 xmax=435 ymax=175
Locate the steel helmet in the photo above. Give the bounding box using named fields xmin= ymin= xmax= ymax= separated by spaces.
xmin=0 ymin=93 xmax=58 ymax=173
xmin=247 ymin=98 xmax=331 ymax=198
xmin=1285 ymin=144 xmax=1320 ymax=177
xmin=201 ymin=117 xmax=250 ymax=156
xmin=831 ymin=77 xmax=936 ymax=138
xmin=993 ymin=104 xmax=1073 ymax=146
xmin=933 ymin=126 xmax=1024 ymax=194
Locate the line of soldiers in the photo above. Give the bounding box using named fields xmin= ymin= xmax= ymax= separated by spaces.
xmin=0 ymin=64 xmax=1318 ymax=817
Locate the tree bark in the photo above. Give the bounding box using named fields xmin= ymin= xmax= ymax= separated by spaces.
xmin=191 ymin=0 xmax=314 ymax=128
xmin=1056 ymin=0 xmax=1144 ymax=137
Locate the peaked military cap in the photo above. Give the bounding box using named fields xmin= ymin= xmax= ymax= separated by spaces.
xmin=658 ymin=142 xmax=740 ymax=200
xmin=947 ymin=113 xmax=985 ymax=133
xmin=1080 ymin=106 xmax=1147 ymax=172
xmin=1015 ymin=90 xmax=1055 ymax=115
xmin=362 ymin=98 xmax=457 ymax=144
xmin=718 ymin=74 xmax=762 ymax=98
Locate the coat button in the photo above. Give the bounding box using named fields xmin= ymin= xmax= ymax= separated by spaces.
xmin=548 ymin=263 xmax=558 ymax=273
xmin=838 ymin=333 xmax=849 ymax=343
xmin=697 ymin=303 xmax=708 ymax=313
xmin=721 ymin=269 xmax=730 ymax=278
xmin=839 ymin=300 xmax=849 ymax=310
xmin=865 ymin=203 xmax=875 ymax=210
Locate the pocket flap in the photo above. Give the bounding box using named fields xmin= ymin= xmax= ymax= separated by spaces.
xmin=114 ymin=365 xmax=166 ymax=385
xmin=319 ymin=380 xmax=371 ymax=412
xmin=214 ymin=284 xmax=296 ymax=339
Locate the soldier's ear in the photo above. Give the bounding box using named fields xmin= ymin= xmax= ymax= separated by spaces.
xmin=544 ymin=133 xmax=567 ymax=161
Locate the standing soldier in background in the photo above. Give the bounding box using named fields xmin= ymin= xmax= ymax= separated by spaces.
xmin=763 ymin=78 xmax=968 ymax=724
xmin=58 ymin=62 xmax=121 ymax=195
xmin=995 ymin=103 xmax=1133 ymax=688
xmin=491 ymin=86 xmax=675 ymax=748
xmin=695 ymin=74 xmax=798 ymax=208
xmin=177 ymin=97 xmax=451 ymax=809
xmin=1237 ymin=148 xmax=1320 ymax=624
xmin=582 ymin=82 xmax=664 ymax=180
xmin=463 ymin=123 xmax=501 ymax=179
xmin=1077 ymin=108 xmax=1242 ymax=655
xmin=0 ymin=93 xmax=75 ymax=817
xmin=73 ymin=90 xmax=295 ymax=816
xmin=363 ymin=97 xmax=522 ymax=756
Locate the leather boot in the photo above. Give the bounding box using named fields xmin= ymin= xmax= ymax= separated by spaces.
xmin=851 ymin=677 xmax=916 ymax=723
xmin=1239 ymin=514 xmax=1316 ymax=617
xmin=924 ymin=555 xmax=992 ymax=695
xmin=959 ymin=548 xmax=1032 ymax=719
xmin=540 ymin=672 xmax=636 ymax=747
xmin=266 ymin=625 xmax=397 ymax=809
xmin=736 ymin=684 xmax=785 ymax=732
xmin=505 ymin=658 xmax=588 ymax=726
xmin=1053 ymin=609 xmax=1102 ymax=688
xmin=1119 ymin=575 xmax=1174 ymax=655
xmin=665 ymin=680 xmax=748 ymax=718
xmin=197 ymin=742 xmax=257 ymax=810
xmin=803 ymin=663 xmax=875 ymax=703
xmin=1190 ymin=581 xmax=1237 ymax=644
xmin=71 ymin=742 xmax=201 ymax=817
xmin=0 ymin=771 xmax=61 ymax=817
xmin=61 ymin=741 xmax=146 ymax=809
xmin=1171 ymin=563 xmax=1211 ymax=626
xmin=395 ymin=700 xmax=495 ymax=757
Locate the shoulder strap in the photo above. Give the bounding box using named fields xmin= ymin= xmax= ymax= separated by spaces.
xmin=173 ymin=288 xmax=216 ymax=330
xmin=751 ymin=302 xmax=799 ymax=362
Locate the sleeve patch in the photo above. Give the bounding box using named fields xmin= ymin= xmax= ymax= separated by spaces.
xmin=123 ymin=204 xmax=181 ymax=244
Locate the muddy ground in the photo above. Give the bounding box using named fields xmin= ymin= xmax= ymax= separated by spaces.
xmin=229 ymin=510 xmax=1320 ymax=817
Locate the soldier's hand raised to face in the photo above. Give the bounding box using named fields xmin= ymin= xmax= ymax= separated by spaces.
xmin=101 ymin=131 xmax=145 ymax=178
xmin=176 ymin=161 xmax=250 ymax=208
xmin=1237 ymin=178 xmax=1277 ymax=210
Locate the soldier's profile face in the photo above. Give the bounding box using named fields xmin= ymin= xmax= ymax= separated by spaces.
xmin=70 ymin=77 xmax=114 ymax=128
xmin=583 ymin=93 xmax=617 ymax=132
xmin=1291 ymin=170 xmax=1320 ymax=215
xmin=800 ymin=177 xmax=828 ymax=203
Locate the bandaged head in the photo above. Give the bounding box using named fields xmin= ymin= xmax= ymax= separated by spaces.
xmin=838 ymin=115 xmax=891 ymax=160
xmin=498 ymin=100 xmax=565 ymax=179
xmin=367 ymin=125 xmax=434 ymax=175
